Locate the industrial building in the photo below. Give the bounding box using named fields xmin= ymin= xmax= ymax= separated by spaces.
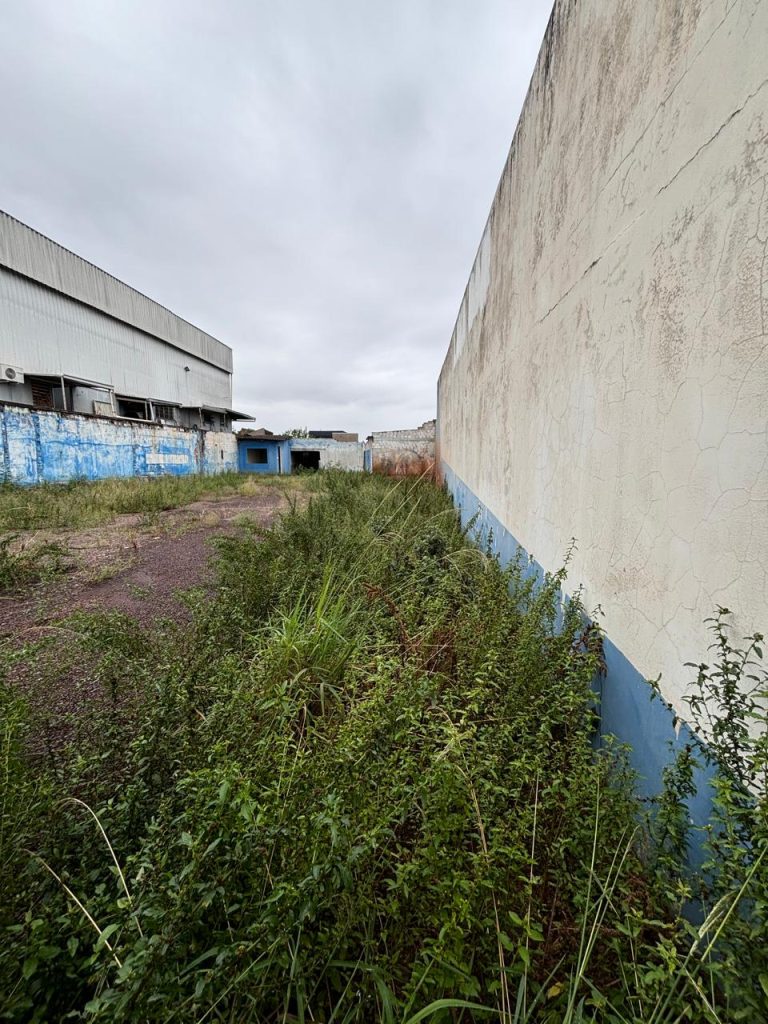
xmin=437 ymin=0 xmax=768 ymax=823
xmin=0 ymin=210 xmax=249 ymax=431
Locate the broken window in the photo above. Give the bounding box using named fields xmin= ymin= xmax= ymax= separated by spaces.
xmin=116 ymin=397 xmax=149 ymax=420
xmin=246 ymin=447 xmax=269 ymax=465
xmin=30 ymin=378 xmax=55 ymax=410
xmin=153 ymin=404 xmax=178 ymax=422
xmin=291 ymin=450 xmax=320 ymax=471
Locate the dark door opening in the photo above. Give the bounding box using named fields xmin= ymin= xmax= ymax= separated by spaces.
xmin=291 ymin=449 xmax=320 ymax=471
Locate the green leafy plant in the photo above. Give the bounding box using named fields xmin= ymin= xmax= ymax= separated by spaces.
xmin=0 ymin=476 xmax=765 ymax=1022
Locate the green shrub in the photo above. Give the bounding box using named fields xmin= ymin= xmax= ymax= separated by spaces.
xmin=0 ymin=473 xmax=765 ymax=1022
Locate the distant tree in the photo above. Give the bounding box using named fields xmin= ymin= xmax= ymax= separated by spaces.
xmin=285 ymin=427 xmax=309 ymax=437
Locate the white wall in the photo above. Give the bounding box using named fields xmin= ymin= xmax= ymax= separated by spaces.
xmin=0 ymin=267 xmax=232 ymax=409
xmin=369 ymin=421 xmax=436 ymax=476
xmin=0 ymin=210 xmax=231 ymax=371
xmin=437 ymin=0 xmax=768 ymax=719
xmin=289 ymin=438 xmax=364 ymax=471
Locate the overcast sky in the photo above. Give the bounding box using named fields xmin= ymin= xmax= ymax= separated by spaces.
xmin=0 ymin=0 xmax=552 ymax=435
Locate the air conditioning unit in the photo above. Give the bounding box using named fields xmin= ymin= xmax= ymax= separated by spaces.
xmin=0 ymin=364 xmax=25 ymax=384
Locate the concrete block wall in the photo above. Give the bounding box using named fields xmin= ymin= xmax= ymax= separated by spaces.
xmin=367 ymin=421 xmax=435 ymax=477
xmin=0 ymin=403 xmax=237 ymax=484
xmin=437 ymin=0 xmax=768 ymax=802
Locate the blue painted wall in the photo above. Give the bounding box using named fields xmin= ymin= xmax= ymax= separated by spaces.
xmin=0 ymin=404 xmax=237 ymax=484
xmin=442 ymin=462 xmax=714 ymax=838
xmin=238 ymin=438 xmax=289 ymax=474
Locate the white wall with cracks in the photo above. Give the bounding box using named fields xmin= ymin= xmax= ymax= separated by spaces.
xmin=437 ymin=0 xmax=768 ymax=718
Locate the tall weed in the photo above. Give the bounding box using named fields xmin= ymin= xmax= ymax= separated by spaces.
xmin=0 ymin=473 xmax=765 ymax=1021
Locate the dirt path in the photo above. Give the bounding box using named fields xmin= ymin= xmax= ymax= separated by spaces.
xmin=1 ymin=489 xmax=292 ymax=638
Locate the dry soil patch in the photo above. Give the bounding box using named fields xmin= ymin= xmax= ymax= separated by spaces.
xmin=1 ymin=488 xmax=294 ymax=638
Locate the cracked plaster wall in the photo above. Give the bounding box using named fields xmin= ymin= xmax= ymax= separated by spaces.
xmin=437 ymin=0 xmax=768 ymax=721
xmin=0 ymin=404 xmax=238 ymax=483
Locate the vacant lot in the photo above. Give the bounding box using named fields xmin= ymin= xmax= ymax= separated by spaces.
xmin=1 ymin=475 xmax=308 ymax=636
xmin=1 ymin=473 xmax=765 ymax=1023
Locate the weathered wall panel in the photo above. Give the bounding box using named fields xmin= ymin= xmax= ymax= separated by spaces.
xmin=0 ymin=211 xmax=231 ymax=371
xmin=368 ymin=421 xmax=435 ymax=477
xmin=0 ymin=267 xmax=231 ymax=409
xmin=437 ymin=0 xmax=768 ymax=794
xmin=0 ymin=405 xmax=237 ymax=484
xmin=203 ymin=431 xmax=239 ymax=475
xmin=290 ymin=437 xmax=365 ymax=471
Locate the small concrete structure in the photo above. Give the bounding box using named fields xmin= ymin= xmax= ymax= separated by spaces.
xmin=289 ymin=437 xmax=364 ymax=472
xmin=237 ymin=432 xmax=291 ymax=475
xmin=365 ymin=421 xmax=435 ymax=477
xmin=237 ymin=431 xmax=364 ymax=474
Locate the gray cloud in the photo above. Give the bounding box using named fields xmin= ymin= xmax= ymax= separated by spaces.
xmin=0 ymin=0 xmax=552 ymax=435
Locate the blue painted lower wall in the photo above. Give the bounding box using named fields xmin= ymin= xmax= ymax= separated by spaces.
xmin=442 ymin=462 xmax=714 ymax=834
xmin=1 ymin=404 xmax=238 ymax=484
xmin=238 ymin=438 xmax=290 ymax=474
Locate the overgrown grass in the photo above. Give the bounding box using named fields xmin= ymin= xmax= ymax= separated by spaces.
xmin=0 ymin=535 xmax=70 ymax=591
xmin=0 ymin=472 xmax=307 ymax=532
xmin=0 ymin=473 xmax=765 ymax=1022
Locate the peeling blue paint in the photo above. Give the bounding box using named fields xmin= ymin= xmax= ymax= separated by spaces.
xmin=0 ymin=405 xmax=237 ymax=484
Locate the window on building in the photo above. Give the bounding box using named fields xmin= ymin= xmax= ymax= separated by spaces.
xmin=246 ymin=447 xmax=269 ymax=465
xmin=30 ymin=378 xmax=55 ymax=410
xmin=153 ymin=404 xmax=178 ymax=422
xmin=291 ymin=449 xmax=320 ymax=471
xmin=116 ymin=397 xmax=149 ymax=420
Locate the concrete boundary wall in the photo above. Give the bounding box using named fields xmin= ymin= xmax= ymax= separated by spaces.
xmin=437 ymin=0 xmax=768 ymax=797
xmin=1 ymin=403 xmax=237 ymax=484
xmin=367 ymin=421 xmax=436 ymax=477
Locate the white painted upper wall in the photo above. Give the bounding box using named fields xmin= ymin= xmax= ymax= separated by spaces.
xmin=0 ymin=267 xmax=232 ymax=409
xmin=290 ymin=437 xmax=364 ymax=471
xmin=438 ymin=0 xmax=768 ymax=715
xmin=0 ymin=210 xmax=232 ymax=372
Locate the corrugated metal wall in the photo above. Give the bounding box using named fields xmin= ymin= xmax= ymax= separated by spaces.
xmin=0 ymin=210 xmax=231 ymax=371
xmin=0 ymin=267 xmax=232 ymax=409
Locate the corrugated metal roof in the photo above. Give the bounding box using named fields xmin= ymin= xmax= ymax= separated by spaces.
xmin=0 ymin=210 xmax=232 ymax=373
xmin=184 ymin=405 xmax=255 ymax=420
